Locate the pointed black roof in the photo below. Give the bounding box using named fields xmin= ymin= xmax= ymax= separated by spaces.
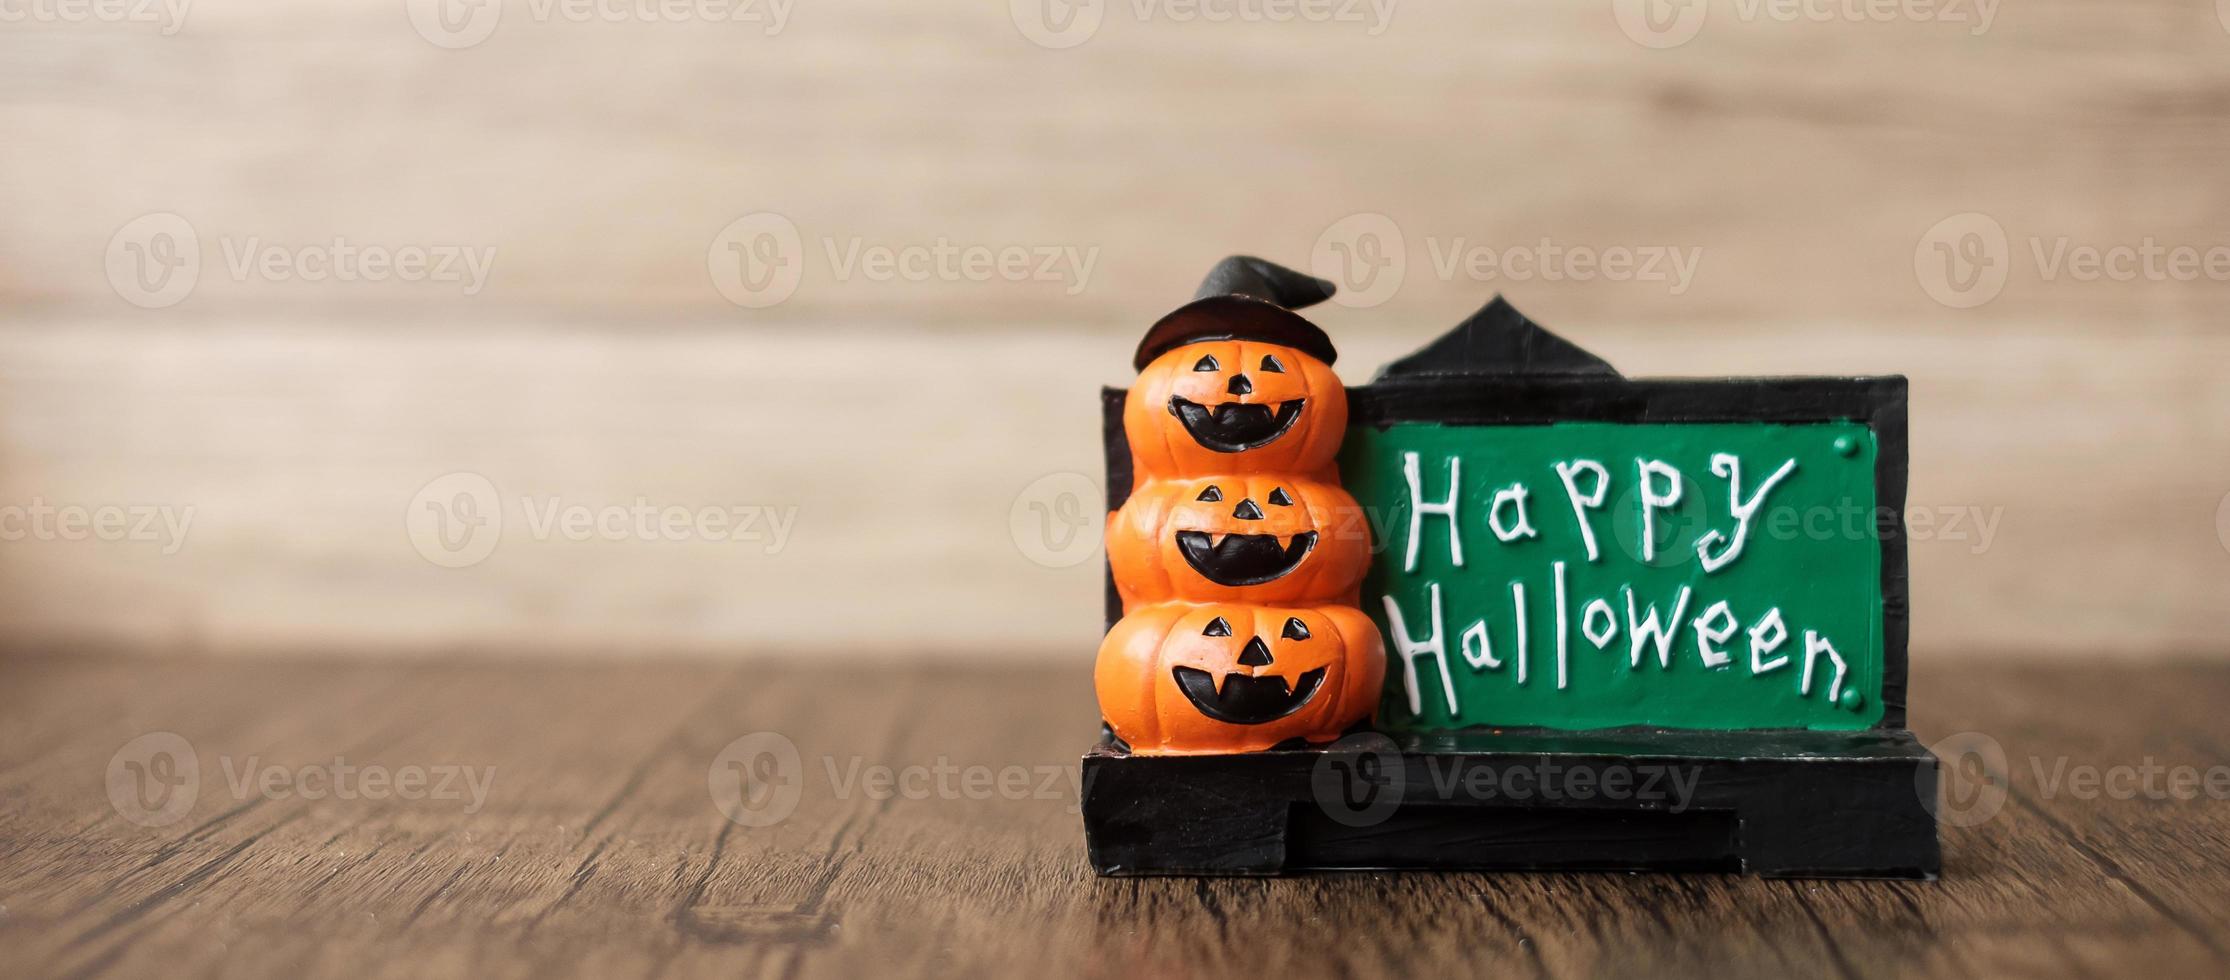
xmin=1374 ymin=296 xmax=1617 ymax=381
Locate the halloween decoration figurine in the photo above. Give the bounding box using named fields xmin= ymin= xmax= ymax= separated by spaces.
xmin=1083 ymin=266 xmax=1941 ymax=879
xmin=1095 ymin=257 xmax=1383 ymax=755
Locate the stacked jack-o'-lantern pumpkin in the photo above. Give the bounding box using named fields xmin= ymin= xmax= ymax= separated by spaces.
xmin=1098 ymin=258 xmax=1385 ymax=755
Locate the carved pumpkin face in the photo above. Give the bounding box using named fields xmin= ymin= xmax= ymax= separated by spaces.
xmin=1096 ymin=602 xmax=1385 ymax=755
xmin=1108 ymin=474 xmax=1369 ymax=609
xmin=1124 ymin=340 xmax=1347 ymax=482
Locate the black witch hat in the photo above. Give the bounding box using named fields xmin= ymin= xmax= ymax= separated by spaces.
xmin=1133 ymin=256 xmax=1339 ymax=370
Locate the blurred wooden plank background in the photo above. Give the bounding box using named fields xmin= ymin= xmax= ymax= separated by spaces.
xmin=1 ymin=1 xmax=2226 ymax=660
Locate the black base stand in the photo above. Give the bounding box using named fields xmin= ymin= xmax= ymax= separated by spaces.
xmin=1081 ymin=728 xmax=1939 ymax=879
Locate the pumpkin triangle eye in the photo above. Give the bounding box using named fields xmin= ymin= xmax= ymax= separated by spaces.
xmin=1267 ymin=487 xmax=1293 ymax=506
xmin=1282 ymin=617 xmax=1312 ymax=640
xmin=1202 ymin=616 xmax=1233 ymax=637
xmin=1192 ymin=354 xmax=1220 ymax=372
xmin=1196 ymin=485 xmax=1222 ymax=502
xmin=1260 ymin=354 xmax=1285 ymax=373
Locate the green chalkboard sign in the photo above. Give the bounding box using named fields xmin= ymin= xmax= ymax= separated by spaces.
xmin=1344 ymin=420 xmax=1885 ymax=732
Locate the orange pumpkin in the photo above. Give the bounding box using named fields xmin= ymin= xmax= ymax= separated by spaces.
xmin=1124 ymin=340 xmax=1348 ymax=484
xmin=1108 ymin=474 xmax=1370 ymax=609
xmin=1096 ymin=601 xmax=1385 ymax=755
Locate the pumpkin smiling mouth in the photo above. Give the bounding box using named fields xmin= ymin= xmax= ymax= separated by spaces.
xmin=1174 ymin=530 xmax=1316 ymax=586
xmin=1168 ymin=396 xmax=1306 ymax=453
xmin=1172 ymin=666 xmax=1327 ymax=725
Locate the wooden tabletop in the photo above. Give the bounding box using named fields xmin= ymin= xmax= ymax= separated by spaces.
xmin=3 ymin=655 xmax=2226 ymax=979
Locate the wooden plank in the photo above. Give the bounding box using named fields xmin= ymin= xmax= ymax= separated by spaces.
xmin=1 ymin=318 xmax=2224 ymax=663
xmin=6 ymin=2 xmax=2230 ymax=326
xmin=2 ymin=656 xmax=2228 ymax=978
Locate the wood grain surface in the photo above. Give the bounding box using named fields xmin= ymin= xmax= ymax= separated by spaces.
xmin=1 ymin=315 xmax=2224 ymax=662
xmin=3 ymin=654 xmax=2228 ymax=978
xmin=3 ymin=2 xmax=2229 ymax=662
